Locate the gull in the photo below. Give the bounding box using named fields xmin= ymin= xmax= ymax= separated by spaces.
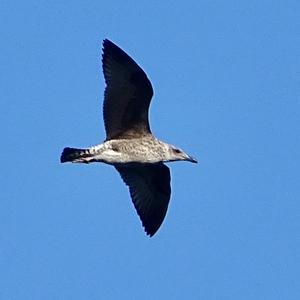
xmin=61 ymin=39 xmax=197 ymax=236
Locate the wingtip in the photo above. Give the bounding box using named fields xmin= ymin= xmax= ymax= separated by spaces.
xmin=102 ymin=38 xmax=110 ymax=47
xmin=102 ymin=38 xmax=116 ymax=51
xmin=145 ymin=229 xmax=155 ymax=238
xmin=102 ymin=39 xmax=116 ymax=66
xmin=143 ymin=223 xmax=161 ymax=237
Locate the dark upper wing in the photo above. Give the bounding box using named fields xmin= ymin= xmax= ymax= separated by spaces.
xmin=115 ymin=163 xmax=171 ymax=237
xmin=102 ymin=39 xmax=154 ymax=140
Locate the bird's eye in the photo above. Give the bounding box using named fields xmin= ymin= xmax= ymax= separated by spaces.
xmin=173 ymin=148 xmax=181 ymax=154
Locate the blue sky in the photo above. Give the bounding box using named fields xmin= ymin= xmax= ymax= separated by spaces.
xmin=1 ymin=1 xmax=299 ymax=299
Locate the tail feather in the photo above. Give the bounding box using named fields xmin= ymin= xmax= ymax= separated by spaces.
xmin=60 ymin=147 xmax=92 ymax=163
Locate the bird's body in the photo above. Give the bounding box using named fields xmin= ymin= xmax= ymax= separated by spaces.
xmin=61 ymin=39 xmax=197 ymax=236
xmin=61 ymin=136 xmax=193 ymax=165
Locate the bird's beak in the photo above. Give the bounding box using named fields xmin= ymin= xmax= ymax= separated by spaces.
xmin=186 ymin=155 xmax=198 ymax=163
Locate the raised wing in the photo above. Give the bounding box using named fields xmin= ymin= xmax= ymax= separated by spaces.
xmin=102 ymin=39 xmax=154 ymax=140
xmin=115 ymin=163 xmax=171 ymax=237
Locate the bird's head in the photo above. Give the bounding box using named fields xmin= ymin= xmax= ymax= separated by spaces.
xmin=166 ymin=145 xmax=198 ymax=163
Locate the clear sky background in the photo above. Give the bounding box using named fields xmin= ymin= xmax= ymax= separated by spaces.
xmin=1 ymin=1 xmax=299 ymax=299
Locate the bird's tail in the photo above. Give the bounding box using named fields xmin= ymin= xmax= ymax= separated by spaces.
xmin=60 ymin=147 xmax=94 ymax=163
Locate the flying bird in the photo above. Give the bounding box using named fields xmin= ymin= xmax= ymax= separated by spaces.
xmin=61 ymin=39 xmax=197 ymax=236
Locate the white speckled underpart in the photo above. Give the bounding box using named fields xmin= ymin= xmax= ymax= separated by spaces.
xmin=78 ymin=136 xmax=195 ymax=165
